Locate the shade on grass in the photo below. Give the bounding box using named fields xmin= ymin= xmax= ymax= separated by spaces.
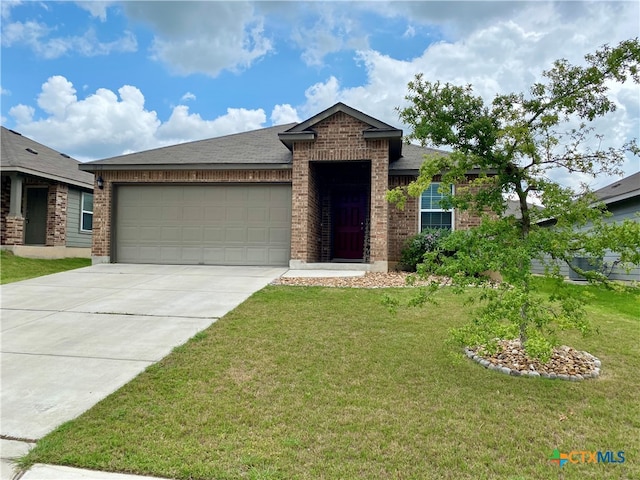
xmin=20 ymin=282 xmax=640 ymax=479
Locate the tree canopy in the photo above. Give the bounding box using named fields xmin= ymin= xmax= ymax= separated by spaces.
xmin=389 ymin=38 xmax=640 ymax=359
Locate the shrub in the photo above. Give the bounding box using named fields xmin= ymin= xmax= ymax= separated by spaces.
xmin=399 ymin=228 xmax=451 ymax=272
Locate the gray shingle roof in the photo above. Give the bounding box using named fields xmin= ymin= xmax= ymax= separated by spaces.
xmin=1 ymin=127 xmax=93 ymax=188
xmin=80 ymin=124 xmax=297 ymax=171
xmin=389 ymin=143 xmax=448 ymax=173
xmin=594 ymin=171 xmax=640 ymax=205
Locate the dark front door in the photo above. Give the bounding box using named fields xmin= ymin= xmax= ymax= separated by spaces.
xmin=25 ymin=188 xmax=48 ymax=245
xmin=333 ymin=189 xmax=367 ymax=260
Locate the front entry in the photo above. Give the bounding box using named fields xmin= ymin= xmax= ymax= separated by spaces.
xmin=25 ymin=187 xmax=48 ymax=245
xmin=333 ymin=189 xmax=367 ymax=260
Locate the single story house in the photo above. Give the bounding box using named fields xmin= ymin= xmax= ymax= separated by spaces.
xmin=1 ymin=127 xmax=94 ymax=258
xmin=532 ymin=171 xmax=640 ymax=282
xmin=80 ymin=103 xmax=487 ymax=271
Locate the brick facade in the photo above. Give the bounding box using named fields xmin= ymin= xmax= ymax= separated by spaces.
xmin=289 ymin=112 xmax=390 ymax=266
xmin=3 ymin=215 xmax=24 ymax=245
xmin=86 ymin=110 xmax=486 ymax=270
xmin=1 ymin=175 xmax=11 ymax=245
xmin=1 ymin=175 xmax=70 ymax=246
xmin=90 ymin=169 xmax=292 ymax=257
xmin=46 ymin=183 xmax=68 ymax=246
xmin=388 ymin=175 xmax=419 ymax=265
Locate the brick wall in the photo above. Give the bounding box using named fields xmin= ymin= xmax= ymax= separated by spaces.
xmin=290 ymin=112 xmax=390 ymax=263
xmin=3 ymin=216 xmax=24 ymax=245
xmin=91 ymin=169 xmax=292 ymax=258
xmin=46 ymin=183 xmax=68 ymax=246
xmin=1 ymin=175 xmax=11 ymax=245
xmin=387 ymin=175 xmax=419 ymax=263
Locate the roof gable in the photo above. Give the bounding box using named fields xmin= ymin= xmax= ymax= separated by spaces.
xmin=278 ymin=102 xmax=403 ymax=159
xmin=286 ymin=102 xmax=397 ymax=132
xmin=0 ymin=127 xmax=93 ymax=189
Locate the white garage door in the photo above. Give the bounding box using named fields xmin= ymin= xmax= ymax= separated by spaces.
xmin=115 ymin=184 xmax=291 ymax=265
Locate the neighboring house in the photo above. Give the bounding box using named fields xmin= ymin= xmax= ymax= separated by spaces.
xmin=532 ymin=172 xmax=640 ymax=282
xmin=1 ymin=127 xmax=94 ymax=258
xmin=80 ymin=103 xmax=487 ymax=271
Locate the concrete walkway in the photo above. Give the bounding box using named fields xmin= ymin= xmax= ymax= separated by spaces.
xmin=1 ymin=264 xmax=286 ymax=480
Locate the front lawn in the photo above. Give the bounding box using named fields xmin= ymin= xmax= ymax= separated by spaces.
xmin=20 ymin=281 xmax=639 ymax=479
xmin=0 ymin=250 xmax=90 ymax=284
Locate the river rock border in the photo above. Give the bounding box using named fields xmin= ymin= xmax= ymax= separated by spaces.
xmin=464 ymin=341 xmax=601 ymax=381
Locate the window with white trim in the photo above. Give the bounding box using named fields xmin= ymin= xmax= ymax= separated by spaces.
xmin=420 ymin=183 xmax=454 ymax=231
xmin=81 ymin=192 xmax=93 ymax=232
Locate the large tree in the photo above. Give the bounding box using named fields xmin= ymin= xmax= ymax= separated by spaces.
xmin=389 ymin=38 xmax=640 ymax=360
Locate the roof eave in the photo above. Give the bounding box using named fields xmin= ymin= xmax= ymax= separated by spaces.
xmin=78 ymin=163 xmax=293 ymax=172
xmin=598 ymin=189 xmax=640 ymax=206
xmin=1 ymin=166 xmax=93 ymax=190
xmin=277 ymin=131 xmax=317 ymax=151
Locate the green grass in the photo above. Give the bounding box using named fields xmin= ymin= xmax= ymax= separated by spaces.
xmin=19 ymin=281 xmax=640 ymax=479
xmin=0 ymin=250 xmax=91 ymax=284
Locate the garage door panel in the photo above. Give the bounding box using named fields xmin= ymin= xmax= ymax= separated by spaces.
xmin=269 ymin=248 xmax=288 ymax=264
xmin=270 ymin=207 xmax=290 ymax=223
xmin=116 ymin=185 xmax=291 ymax=266
xmin=226 ymin=206 xmax=246 ymax=222
xmin=225 ymin=227 xmax=247 ymax=243
xmin=204 ymin=207 xmax=226 ymax=222
xmin=202 ymin=247 xmax=225 ymax=263
xmin=161 ymin=227 xmax=180 ymax=242
xmin=203 ymin=227 xmax=224 ymax=242
xmin=140 ymin=227 xmax=161 ymax=241
xmin=246 ymin=248 xmax=267 ymax=263
xmin=270 ymin=228 xmax=290 ymax=243
xmin=224 ymin=248 xmax=245 ymax=263
xmin=247 ymin=227 xmax=268 ymax=243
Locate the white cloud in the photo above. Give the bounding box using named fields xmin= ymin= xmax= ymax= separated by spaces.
xmin=8 ymin=76 xmax=268 ymax=160
xmin=296 ymin=1 xmax=640 ymax=189
xmin=0 ymin=19 xmax=136 ymax=58
xmin=157 ymin=106 xmax=266 ymax=144
xmin=290 ymin=2 xmax=369 ymax=67
xmin=0 ymin=0 xmax=20 ymax=20
xmin=124 ymin=1 xmax=272 ymax=77
xmin=180 ymin=92 xmax=196 ymax=102
xmin=271 ymin=104 xmax=301 ymax=125
xmin=75 ymin=1 xmax=113 ymax=21
xmin=403 ymin=25 xmax=416 ymax=39
xmin=1 ymin=86 xmax=10 ymax=96
xmin=8 ymin=104 xmax=33 ymax=124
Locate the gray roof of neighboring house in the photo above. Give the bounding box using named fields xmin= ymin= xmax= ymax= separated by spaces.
xmin=1 ymin=127 xmax=94 ymax=189
xmin=594 ymin=171 xmax=640 ymax=205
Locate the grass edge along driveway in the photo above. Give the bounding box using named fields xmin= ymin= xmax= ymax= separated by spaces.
xmin=20 ymin=281 xmax=640 ymax=480
xmin=1 ymin=250 xmax=90 ymax=284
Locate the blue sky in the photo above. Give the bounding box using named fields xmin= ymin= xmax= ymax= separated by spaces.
xmin=1 ymin=1 xmax=639 ymax=189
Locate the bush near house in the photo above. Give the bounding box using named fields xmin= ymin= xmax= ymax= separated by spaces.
xmin=399 ymin=228 xmax=451 ymax=272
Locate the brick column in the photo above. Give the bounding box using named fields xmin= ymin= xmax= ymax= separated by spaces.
xmin=290 ymin=143 xmax=310 ymax=262
xmin=46 ymin=184 xmax=68 ymax=246
xmin=368 ymin=139 xmax=389 ymax=271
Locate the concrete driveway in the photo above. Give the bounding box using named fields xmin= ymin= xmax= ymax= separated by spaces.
xmin=0 ymin=264 xmax=286 ymax=478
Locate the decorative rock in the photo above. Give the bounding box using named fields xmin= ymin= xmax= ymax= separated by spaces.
xmin=465 ymin=340 xmax=601 ymax=381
